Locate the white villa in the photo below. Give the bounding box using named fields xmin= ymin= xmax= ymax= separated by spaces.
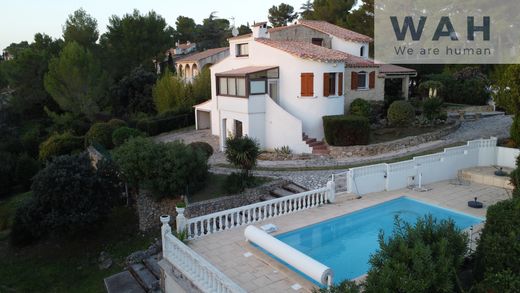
xmin=194 ymin=20 xmax=417 ymax=154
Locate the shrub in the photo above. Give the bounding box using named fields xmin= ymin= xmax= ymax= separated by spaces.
xmin=112 ymin=127 xmax=143 ymax=147
xmin=511 ymin=155 xmax=520 ymax=198
xmin=107 ymin=118 xmax=127 ymax=129
xmin=20 ymin=126 xmax=41 ymax=157
xmin=323 ymin=115 xmax=370 ymax=146
xmin=349 ymin=98 xmax=372 ymax=119
xmin=136 ymin=114 xmax=194 ymax=136
xmin=38 ymin=132 xmax=84 ymax=161
xmin=188 ymin=141 xmax=214 ymax=158
xmin=422 ymin=97 xmax=444 ymax=121
xmin=426 ymin=70 xmax=489 ymax=105
xmin=153 ymin=70 xmax=193 ymax=114
xmin=225 ymin=136 xmax=260 ymax=176
xmin=418 ymin=80 xmax=445 ymax=98
xmin=511 ymin=115 xmax=520 ymax=146
xmin=473 ymin=197 xmax=520 ymax=281
xmin=9 ymin=198 xmax=45 ymax=246
xmin=0 ymin=151 xmax=16 ymax=197
xmin=84 ymin=122 xmax=114 ymax=149
xmin=364 ymin=215 xmax=468 ymax=293
xmin=387 ymin=101 xmax=415 ymax=126
xmin=313 ymin=280 xmax=360 ymax=293
xmin=223 ymin=172 xmax=257 ymax=194
xmin=29 ymin=154 xmax=120 ymax=237
xmin=14 ymin=153 xmax=40 ymax=189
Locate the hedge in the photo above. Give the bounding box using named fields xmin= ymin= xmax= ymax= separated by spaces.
xmin=84 ymin=122 xmax=115 ymax=149
xmin=39 ymin=132 xmax=84 ymax=161
xmin=323 ymin=115 xmax=370 ymax=146
xmin=136 ymin=113 xmax=194 ymax=136
xmin=387 ymin=101 xmax=415 ymax=126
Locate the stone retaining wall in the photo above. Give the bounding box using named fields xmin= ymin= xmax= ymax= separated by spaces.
xmin=329 ymin=122 xmax=460 ymax=158
xmin=137 ymin=179 xmax=289 ymax=231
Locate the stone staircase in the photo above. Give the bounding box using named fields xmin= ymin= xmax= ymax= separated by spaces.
xmin=259 ymin=182 xmax=309 ymax=201
xmin=302 ymin=132 xmax=330 ymax=155
xmin=104 ymin=246 xmax=162 ymax=293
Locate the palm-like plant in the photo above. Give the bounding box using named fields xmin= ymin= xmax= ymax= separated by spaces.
xmin=224 ymin=136 xmax=260 ymax=177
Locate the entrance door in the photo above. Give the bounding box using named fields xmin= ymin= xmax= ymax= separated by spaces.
xmin=234 ymin=120 xmax=243 ymax=138
xmin=268 ymin=81 xmax=279 ymax=104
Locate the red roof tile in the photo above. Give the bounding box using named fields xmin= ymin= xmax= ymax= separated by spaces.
xmin=255 ymin=39 xmax=377 ymax=67
xmin=298 ymin=20 xmax=373 ymax=43
xmin=176 ymin=47 xmax=229 ymax=63
xmin=379 ymin=64 xmax=417 ymax=74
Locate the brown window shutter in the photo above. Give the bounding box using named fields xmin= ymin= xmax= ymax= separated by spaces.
xmin=308 ymin=73 xmax=314 ymax=96
xmin=301 ymin=73 xmax=307 ymax=96
xmin=369 ymin=71 xmax=376 ymax=89
xmin=301 ymin=73 xmax=314 ymax=97
xmin=323 ymin=73 xmax=330 ymax=97
xmin=351 ymin=72 xmax=358 ymax=90
xmin=338 ymin=73 xmax=343 ymax=96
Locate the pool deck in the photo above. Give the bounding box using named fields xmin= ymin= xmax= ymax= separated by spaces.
xmin=187 ymin=180 xmax=510 ymax=292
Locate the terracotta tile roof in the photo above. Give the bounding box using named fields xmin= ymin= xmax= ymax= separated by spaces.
xmin=252 ymin=22 xmax=267 ymax=27
xmin=298 ymin=20 xmax=373 ymax=43
xmin=176 ymin=47 xmax=229 ymax=63
xmin=379 ymin=64 xmax=417 ymax=74
xmin=255 ymin=39 xmax=377 ymax=67
xmin=229 ymin=33 xmax=252 ymax=41
xmin=267 ymin=24 xmax=303 ymax=33
xmin=177 ymin=43 xmax=196 ymax=50
xmin=216 ymin=66 xmax=278 ymax=77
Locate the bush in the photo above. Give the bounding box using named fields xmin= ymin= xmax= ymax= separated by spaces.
xmin=474 ymin=197 xmax=520 ymax=281
xmin=323 ymin=115 xmax=370 ymax=146
xmin=426 ymin=70 xmax=489 ymax=105
xmin=188 ymin=142 xmax=214 ymax=158
xmin=38 ymin=132 xmax=84 ymax=161
xmin=153 ymin=70 xmax=193 ymax=114
xmin=0 ymin=151 xmax=17 ymax=197
xmin=20 ymin=126 xmax=41 ymax=157
xmin=84 ymin=122 xmax=114 ymax=149
xmin=511 ymin=115 xmax=520 ymax=146
xmin=313 ymin=280 xmax=360 ymax=293
xmin=422 ymin=97 xmax=444 ymax=121
xmin=387 ymin=101 xmax=415 ymax=126
xmin=107 ymin=118 xmax=127 ymax=129
xmin=28 ymin=154 xmax=120 ymax=237
xmin=136 ymin=113 xmax=194 ymax=136
xmin=113 ymin=137 xmax=208 ymax=199
xmin=223 ymin=172 xmax=251 ymax=194
xmin=364 ymin=215 xmax=468 ymax=293
xmin=9 ymin=198 xmax=45 ymax=246
xmin=349 ymin=98 xmax=372 ymax=119
xmin=510 ymin=155 xmax=520 ymax=198
xmin=14 ymin=153 xmax=40 ymax=189
xmin=112 ymin=127 xmax=143 ymax=147
xmin=418 ymin=80 xmax=444 ymax=98
xmin=225 ymin=136 xmax=260 ymax=176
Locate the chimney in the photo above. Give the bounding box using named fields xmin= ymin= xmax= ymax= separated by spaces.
xmin=252 ymin=22 xmax=269 ymax=39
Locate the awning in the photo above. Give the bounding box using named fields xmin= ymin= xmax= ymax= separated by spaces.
xmin=216 ymin=66 xmax=279 ymax=77
xmin=379 ymin=64 xmax=417 ymax=76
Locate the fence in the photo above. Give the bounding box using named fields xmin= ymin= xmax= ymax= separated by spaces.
xmin=160 ymin=216 xmax=246 ymax=293
xmin=183 ymin=184 xmax=334 ymax=240
xmin=331 ymin=137 xmax=516 ymax=195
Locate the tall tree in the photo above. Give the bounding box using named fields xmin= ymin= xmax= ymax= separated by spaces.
xmin=100 ymin=10 xmax=174 ymax=81
xmin=344 ymin=0 xmax=374 ymax=37
xmin=237 ymin=24 xmax=252 ymax=36
xmin=109 ymin=66 xmax=156 ymax=117
xmin=304 ymin=0 xmax=356 ymax=24
xmin=300 ymin=0 xmax=314 ymax=19
xmin=44 ymin=42 xmax=107 ymax=119
xmin=3 ymin=41 xmax=29 ymax=58
xmin=62 ymin=8 xmax=99 ymax=48
xmin=152 ymin=70 xmax=192 ymax=114
xmin=197 ymin=13 xmax=231 ymax=50
xmin=175 ymin=16 xmax=198 ymax=43
xmin=268 ymin=3 xmax=298 ymax=27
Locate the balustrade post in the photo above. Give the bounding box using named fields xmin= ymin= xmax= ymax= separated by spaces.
xmin=176 ymin=207 xmax=187 ymax=234
xmin=326 ymin=181 xmax=336 ymax=203
xmin=160 ymin=215 xmax=171 ymax=258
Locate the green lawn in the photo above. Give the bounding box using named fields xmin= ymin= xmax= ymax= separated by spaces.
xmin=0 ymin=192 xmax=156 ymax=293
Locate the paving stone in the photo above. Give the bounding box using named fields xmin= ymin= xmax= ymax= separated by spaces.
xmin=104 ymin=271 xmax=145 ymax=293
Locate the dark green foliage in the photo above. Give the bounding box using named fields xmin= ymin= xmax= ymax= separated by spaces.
xmin=136 ymin=113 xmax=194 ymax=136
xmin=323 ymin=115 xmax=370 ymax=146
xmin=112 ymin=127 xmax=143 ymax=147
xmin=510 ymin=115 xmax=520 ymax=146
xmin=422 ymin=97 xmax=444 ymax=121
xmin=192 ymin=67 xmax=211 ymax=104
xmin=418 ymin=80 xmax=444 ymax=99
xmin=62 ymin=8 xmax=99 ymax=48
xmin=14 ymin=153 xmax=40 ymax=189
xmin=313 ymin=280 xmax=361 ymax=293
xmin=38 ymin=132 xmax=84 ymax=161
xmin=113 ymin=137 xmax=208 ymax=199
xmin=44 ymin=108 xmax=91 ymax=136
xmin=225 ymin=136 xmax=260 ymax=176
xmin=197 ymin=13 xmax=231 ymax=50
xmin=268 ymin=3 xmax=298 ymax=27
xmin=223 ymin=172 xmax=254 ymax=194
xmin=11 ymin=154 xmax=120 ymax=245
xmin=84 ymin=122 xmax=114 ymax=149
xmin=20 ymin=126 xmax=41 ymax=157
xmin=175 ymin=16 xmax=198 ymax=43
xmin=349 ymin=98 xmax=372 ymax=119
xmin=476 ymin=270 xmax=520 ymax=293
xmin=188 ymin=142 xmax=214 ymax=158
xmin=303 ymin=0 xmax=356 ymax=25
xmin=473 ymin=198 xmax=520 ymax=282
xmin=364 ymin=216 xmax=468 ymax=293
xmin=510 ymin=155 xmax=520 ymax=198
xmin=109 ymin=66 xmax=156 ymax=118
xmin=0 ymin=151 xmax=17 ymax=197
xmin=107 ymin=118 xmax=127 ymax=129
xmin=387 ymin=101 xmax=415 ymax=126
xmin=425 ymin=68 xmax=489 ymax=105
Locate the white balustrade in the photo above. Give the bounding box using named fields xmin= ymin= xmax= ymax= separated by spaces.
xmin=161 ymin=218 xmax=246 ymax=293
xmin=186 ymin=186 xmax=330 ymax=239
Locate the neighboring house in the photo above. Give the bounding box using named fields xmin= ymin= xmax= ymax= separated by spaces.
xmin=172 ymin=41 xmax=197 ymax=56
xmin=153 ymin=42 xmax=198 ymax=75
xmin=1 ymin=51 xmax=13 ymax=61
xmin=194 ymin=21 xmax=417 ymax=154
xmin=176 ymin=47 xmax=230 ymax=83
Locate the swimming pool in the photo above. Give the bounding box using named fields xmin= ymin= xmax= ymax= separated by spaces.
xmin=274 ymin=197 xmax=483 ymax=283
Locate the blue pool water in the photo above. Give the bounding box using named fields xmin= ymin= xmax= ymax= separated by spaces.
xmin=273 ymin=197 xmax=482 ymax=283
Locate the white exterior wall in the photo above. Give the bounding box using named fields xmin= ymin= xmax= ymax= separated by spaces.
xmin=497 ymin=147 xmax=520 ymax=168
xmin=330 ymin=38 xmax=369 ymax=58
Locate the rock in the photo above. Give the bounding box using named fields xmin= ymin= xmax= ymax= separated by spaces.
xmin=99 ymin=251 xmax=113 ymax=270
xmin=126 ymin=250 xmax=147 ymax=266
xmin=145 ymin=242 xmax=161 ymax=256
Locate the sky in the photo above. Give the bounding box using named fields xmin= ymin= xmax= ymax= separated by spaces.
xmin=0 ymin=0 xmax=305 ymax=50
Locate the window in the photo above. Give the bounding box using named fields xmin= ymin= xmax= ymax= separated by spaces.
xmin=360 ymin=46 xmax=365 ymax=57
xmin=300 ymin=73 xmax=314 ymax=97
xmin=228 ymin=78 xmax=237 ymax=95
xmin=312 ymin=38 xmax=323 ymax=46
xmin=236 ymin=43 xmax=249 ymax=57
xmin=219 ymin=77 xmax=228 ymax=95
xmin=357 ymin=72 xmax=368 ymax=89
xmin=351 ymin=71 xmax=375 ymax=91
xmin=323 ymin=73 xmax=343 ymax=97
xmin=237 ymin=78 xmax=246 ymax=96
xmin=250 ymin=80 xmax=266 ymax=94
xmin=217 ymin=77 xmax=246 ymax=97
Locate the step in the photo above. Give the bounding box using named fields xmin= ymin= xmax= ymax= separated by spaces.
xmin=283 ymin=183 xmax=308 ymax=194
xmin=143 ymin=256 xmax=162 ymax=279
xmin=313 ymin=149 xmax=330 ymax=155
xmin=270 ymin=188 xmax=294 ymax=197
xmin=308 ymin=141 xmax=325 ymax=147
xmin=260 ymin=195 xmax=278 ymax=201
xmin=312 ymin=144 xmax=328 ymax=150
xmin=304 ymin=138 xmax=317 ymax=144
xmin=104 ymin=271 xmax=146 ymax=293
xmin=129 ymin=263 xmax=159 ymax=292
